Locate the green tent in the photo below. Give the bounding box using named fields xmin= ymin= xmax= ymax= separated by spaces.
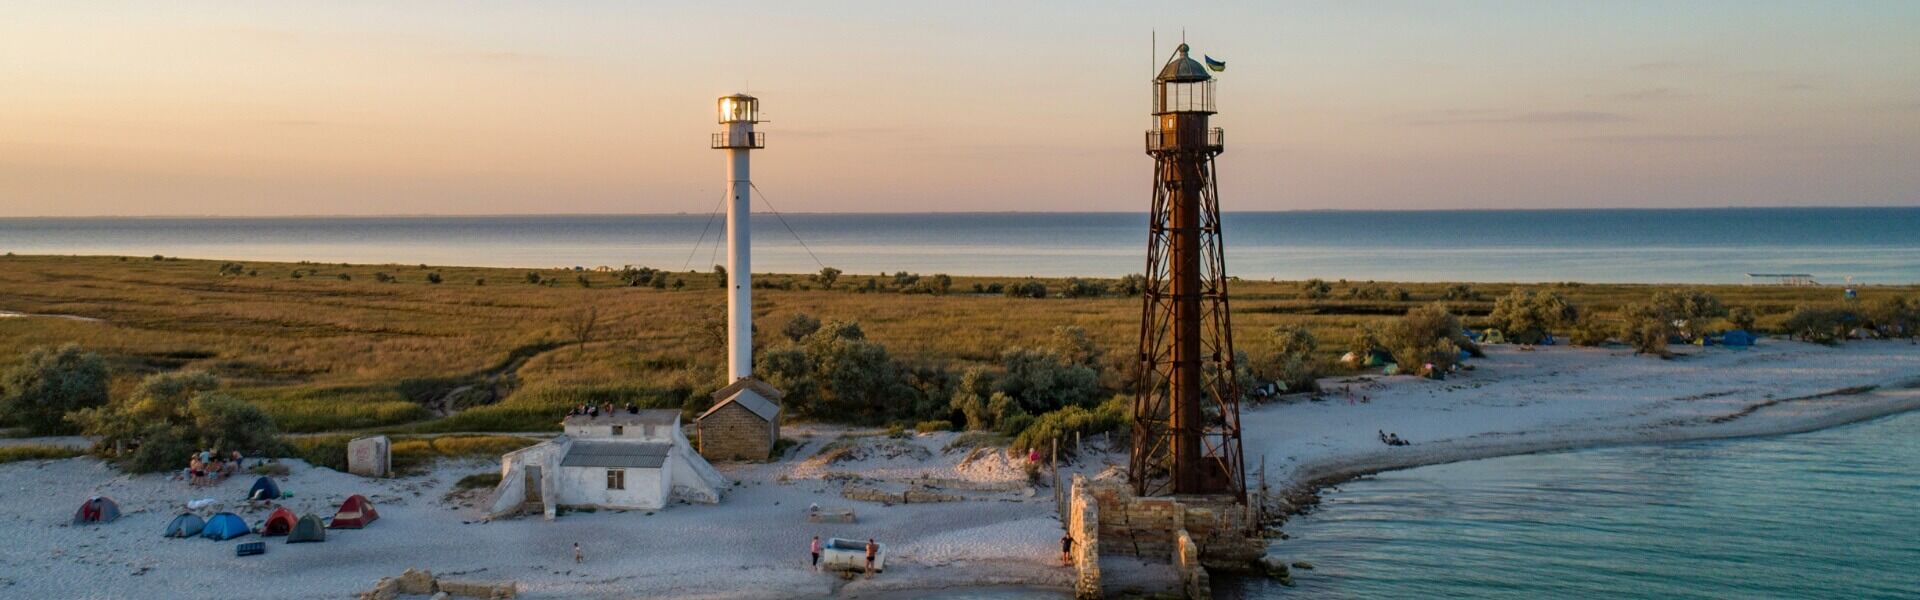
xmin=287 ymin=514 xmax=326 ymax=544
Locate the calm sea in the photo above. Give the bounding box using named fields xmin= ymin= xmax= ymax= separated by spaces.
xmin=1227 ymin=411 xmax=1920 ymax=600
xmin=3 ymin=208 xmax=1918 ymax=283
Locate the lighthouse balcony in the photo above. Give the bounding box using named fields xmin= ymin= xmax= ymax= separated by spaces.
xmin=1145 ymin=128 xmax=1224 ymax=153
xmin=711 ymin=132 xmax=766 ymax=149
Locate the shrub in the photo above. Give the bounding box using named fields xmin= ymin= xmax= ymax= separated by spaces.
xmin=249 ymin=462 xmax=291 ymax=476
xmin=1 ymin=344 xmax=111 ymax=435
xmin=1003 ymin=281 xmax=1048 ymax=299
xmin=68 ymin=371 xmax=285 ymax=473
xmin=1620 ymin=302 xmax=1672 ymax=356
xmin=525 ymin=271 xmax=542 ymax=284
xmin=1864 ymin=296 xmax=1917 ymax=339
xmin=218 ymin=262 xmax=246 ymax=276
xmin=1300 ymin=279 xmax=1331 ymax=300
xmin=915 ymin=420 xmax=953 ymax=433
xmin=1060 ymin=278 xmax=1108 ymax=298
xmin=1648 ymin=289 xmax=1727 ymax=341
xmin=1010 ymin=396 xmax=1130 ymax=453
xmin=1568 ymin=314 xmax=1615 ymax=346
xmin=814 ymin=267 xmax=842 ymax=289
xmin=1384 ymin=303 xmax=1474 ymax=374
xmin=1117 ymin=274 xmax=1145 ymax=297
xmin=1781 ymin=304 xmax=1857 ymax=345
xmin=1729 ymin=306 xmax=1757 ymax=331
xmin=426 ymin=272 xmax=444 ymax=284
xmin=783 ymin=313 xmax=822 ymax=342
xmin=474 ymin=277 xmax=486 ymax=286
xmin=1258 ymin=324 xmax=1320 ymax=393
xmin=0 ymin=444 xmax=84 ymax=464
xmin=1442 ymin=284 xmax=1480 ymax=301
xmin=1489 ymin=289 xmax=1579 ymax=344
xmin=456 ymin=472 xmax=503 ymax=490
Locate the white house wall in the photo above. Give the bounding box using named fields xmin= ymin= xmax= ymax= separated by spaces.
xmin=556 ymin=465 xmax=667 ymax=510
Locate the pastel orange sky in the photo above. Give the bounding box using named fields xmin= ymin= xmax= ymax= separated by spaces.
xmin=3 ymin=2 xmax=1918 ymax=217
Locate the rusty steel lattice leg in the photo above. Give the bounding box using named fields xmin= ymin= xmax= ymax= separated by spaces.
xmin=1131 ymin=146 xmax=1244 ymax=501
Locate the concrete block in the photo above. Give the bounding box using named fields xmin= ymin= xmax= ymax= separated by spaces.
xmin=348 ymin=436 xmax=391 ymax=478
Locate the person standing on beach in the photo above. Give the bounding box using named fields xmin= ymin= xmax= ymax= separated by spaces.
xmin=1060 ymin=534 xmax=1074 ymax=565
xmin=574 ymin=542 xmax=583 ymax=564
xmin=865 ymin=538 xmax=878 ymax=576
xmin=810 ymin=536 xmax=822 ymax=572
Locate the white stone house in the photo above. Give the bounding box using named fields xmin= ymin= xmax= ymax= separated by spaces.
xmin=486 ymin=410 xmax=727 ymax=520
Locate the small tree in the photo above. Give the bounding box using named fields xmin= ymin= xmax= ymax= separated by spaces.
xmin=565 ymin=306 xmax=600 ymax=352
xmin=69 ymin=371 xmax=281 ymax=473
xmin=1649 ymin=289 xmax=1726 ymax=341
xmin=0 ymin=344 xmax=111 ymax=435
xmin=1384 ymin=303 xmax=1473 ymax=374
xmin=713 ymin=264 xmax=728 ymax=287
xmin=1568 ymin=313 xmax=1615 ymax=347
xmin=525 ymin=271 xmax=542 ymax=284
xmin=1620 ymin=302 xmax=1672 ymax=356
xmin=1259 ymin=324 xmax=1320 ymax=392
xmin=1865 ymin=296 xmax=1917 ymax=340
xmin=1489 ymin=289 xmax=1579 ymax=344
xmin=426 ymin=272 xmax=443 ymax=284
xmin=814 ymin=266 xmax=842 ymax=290
xmin=1781 ymin=304 xmax=1856 ymax=345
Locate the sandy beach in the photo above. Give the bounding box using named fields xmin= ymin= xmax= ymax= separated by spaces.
xmin=3 ymin=339 xmax=1918 ymax=598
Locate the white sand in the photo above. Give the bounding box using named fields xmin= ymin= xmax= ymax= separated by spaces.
xmin=1248 ymin=339 xmax=1920 ymax=502
xmin=3 ymin=339 xmax=1917 ymax=598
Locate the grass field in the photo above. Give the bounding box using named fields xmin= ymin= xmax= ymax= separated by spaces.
xmin=3 ymin=254 xmax=1911 ymax=435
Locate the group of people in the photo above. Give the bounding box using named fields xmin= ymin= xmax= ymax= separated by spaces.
xmin=567 ymin=402 xmax=640 ymax=418
xmin=181 ymin=448 xmax=244 ymax=486
xmin=1377 ymin=430 xmax=1411 ymax=447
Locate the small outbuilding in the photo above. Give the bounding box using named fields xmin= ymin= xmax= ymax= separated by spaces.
xmin=697 ymin=377 xmax=784 ymax=461
xmin=485 ymin=409 xmax=727 ymax=520
xmin=72 ymin=496 xmax=121 ymax=525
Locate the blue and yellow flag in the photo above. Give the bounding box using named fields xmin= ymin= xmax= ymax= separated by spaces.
xmin=1204 ymin=55 xmax=1226 ymax=72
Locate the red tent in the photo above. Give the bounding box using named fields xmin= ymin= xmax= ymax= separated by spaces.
xmin=328 ymin=494 xmax=379 ymax=529
xmin=261 ymin=506 xmax=297 ymax=536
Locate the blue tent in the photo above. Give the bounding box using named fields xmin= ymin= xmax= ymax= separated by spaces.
xmin=163 ymin=513 xmax=205 ymax=538
xmin=247 ymin=476 xmax=281 ymax=501
xmin=1722 ymin=329 xmax=1757 ymax=347
xmin=202 ymin=512 xmax=251 ymax=541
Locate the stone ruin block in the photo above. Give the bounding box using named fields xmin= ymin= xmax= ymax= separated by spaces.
xmin=348 ymin=435 xmax=392 ymax=478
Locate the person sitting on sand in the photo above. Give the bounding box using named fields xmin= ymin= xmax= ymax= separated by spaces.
xmin=230 ymin=450 xmax=244 ymax=471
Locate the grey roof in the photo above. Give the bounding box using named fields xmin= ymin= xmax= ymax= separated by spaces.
xmin=1157 ymin=43 xmax=1212 ymax=83
xmin=560 ymin=441 xmax=671 ymax=469
xmin=700 ymin=378 xmax=783 ymax=422
xmin=563 ymin=409 xmax=680 ymax=428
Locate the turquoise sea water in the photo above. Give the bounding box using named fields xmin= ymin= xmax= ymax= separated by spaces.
xmin=3 ymin=207 xmax=1919 ymax=283
xmin=1228 ymin=411 xmax=1920 ymax=600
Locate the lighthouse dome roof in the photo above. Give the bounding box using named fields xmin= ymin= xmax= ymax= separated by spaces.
xmin=1157 ymin=44 xmax=1212 ymax=83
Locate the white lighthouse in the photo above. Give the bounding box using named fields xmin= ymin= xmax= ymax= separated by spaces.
xmin=712 ymin=94 xmax=763 ymax=380
xmin=697 ymin=94 xmax=784 ymax=462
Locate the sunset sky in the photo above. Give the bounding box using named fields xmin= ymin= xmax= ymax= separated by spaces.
xmin=3 ymin=1 xmax=1918 ymax=216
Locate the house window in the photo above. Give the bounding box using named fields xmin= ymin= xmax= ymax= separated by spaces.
xmin=611 ymin=425 xmax=624 ymax=436
xmin=606 ymin=468 xmax=626 ymax=490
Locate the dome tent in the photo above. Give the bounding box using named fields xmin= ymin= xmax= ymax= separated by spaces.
xmin=163 ymin=513 xmax=205 ymax=538
xmin=72 ymin=496 xmax=121 ymax=525
xmin=329 ymin=494 xmax=380 ymax=529
xmin=202 ymin=512 xmax=250 ymax=541
xmin=261 ymin=506 xmax=297 ymax=536
xmin=247 ymin=476 xmax=281 ymax=501
xmin=286 ymin=514 xmax=326 ymax=543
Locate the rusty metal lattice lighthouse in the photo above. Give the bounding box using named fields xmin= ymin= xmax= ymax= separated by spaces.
xmin=1130 ymin=43 xmax=1245 ymax=501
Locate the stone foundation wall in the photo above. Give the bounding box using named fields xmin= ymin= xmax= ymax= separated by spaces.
xmin=1084 ymin=479 xmax=1262 ymax=567
xmin=1066 ymin=476 xmax=1102 ymax=599
xmin=360 ymin=569 xmax=516 ymax=600
xmin=1174 ymin=530 xmax=1211 ymax=599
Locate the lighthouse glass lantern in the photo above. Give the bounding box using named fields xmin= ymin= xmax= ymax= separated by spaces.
xmin=718 ymin=95 xmax=758 ymax=124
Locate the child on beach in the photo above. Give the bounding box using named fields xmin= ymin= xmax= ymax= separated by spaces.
xmin=574 ymin=542 xmax=583 ymax=564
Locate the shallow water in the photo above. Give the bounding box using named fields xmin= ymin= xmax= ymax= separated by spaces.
xmin=1228 ymin=411 xmax=1920 ymax=599
xmin=5 ymin=208 xmax=1919 ymax=282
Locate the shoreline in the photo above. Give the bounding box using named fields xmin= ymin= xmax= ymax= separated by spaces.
xmin=1275 ymin=381 xmax=1920 ymax=520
